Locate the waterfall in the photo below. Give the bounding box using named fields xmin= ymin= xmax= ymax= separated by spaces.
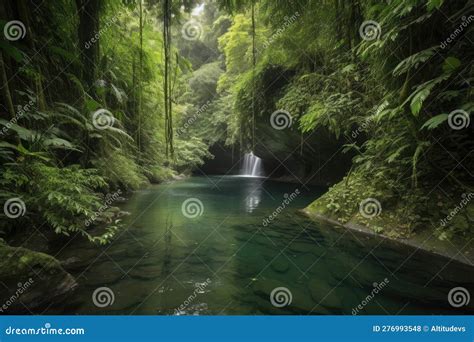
xmin=241 ymin=152 xmax=263 ymax=177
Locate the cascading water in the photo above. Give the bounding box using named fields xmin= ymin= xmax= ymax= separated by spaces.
xmin=241 ymin=152 xmax=264 ymax=177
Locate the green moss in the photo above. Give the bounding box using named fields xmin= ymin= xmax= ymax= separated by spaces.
xmin=0 ymin=244 xmax=64 ymax=281
xmin=305 ymin=170 xmax=473 ymax=242
xmin=0 ymin=243 xmax=77 ymax=312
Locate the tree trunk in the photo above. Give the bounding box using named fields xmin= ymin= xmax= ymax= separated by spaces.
xmin=163 ymin=0 xmax=173 ymax=157
xmin=76 ymin=0 xmax=101 ymax=94
xmin=0 ymin=52 xmax=15 ymax=119
xmin=17 ymin=0 xmax=47 ymax=110
xmin=138 ymin=0 xmax=143 ymax=152
xmin=251 ymin=2 xmax=256 ymax=151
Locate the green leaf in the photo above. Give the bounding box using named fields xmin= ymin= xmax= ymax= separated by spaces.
xmin=421 ymin=114 xmax=449 ymax=130
xmin=0 ymin=41 xmax=23 ymax=62
xmin=42 ymin=137 xmax=80 ymax=151
xmin=110 ymin=84 xmax=125 ymax=104
xmin=406 ymin=74 xmax=450 ymax=116
xmin=0 ymin=141 xmax=19 ymax=150
xmin=427 ymin=0 xmax=444 ymax=11
xmin=0 ymin=119 xmax=38 ymax=141
xmin=341 ymin=64 xmax=356 ymax=73
xmin=442 ymin=56 xmax=461 ymax=73
xmin=85 ymin=98 xmax=101 ymax=112
xmin=393 ymin=47 xmax=437 ymax=77
xmin=410 ymin=87 xmax=430 ymax=116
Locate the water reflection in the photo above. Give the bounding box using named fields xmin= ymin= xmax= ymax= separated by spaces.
xmin=48 ymin=176 xmax=474 ymax=315
xmin=244 ymin=178 xmax=263 ymax=213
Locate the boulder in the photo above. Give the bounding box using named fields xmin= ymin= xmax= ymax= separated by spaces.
xmin=0 ymin=242 xmax=77 ymax=314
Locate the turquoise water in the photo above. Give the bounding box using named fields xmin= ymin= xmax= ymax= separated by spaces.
xmin=53 ymin=176 xmax=473 ymax=315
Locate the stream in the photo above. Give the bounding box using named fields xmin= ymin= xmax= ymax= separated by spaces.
xmin=51 ymin=176 xmax=473 ymax=315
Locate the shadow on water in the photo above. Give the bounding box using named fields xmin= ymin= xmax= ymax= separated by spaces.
xmin=49 ymin=176 xmax=474 ymax=315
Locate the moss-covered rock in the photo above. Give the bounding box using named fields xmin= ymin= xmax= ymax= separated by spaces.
xmin=303 ymin=172 xmax=474 ymax=265
xmin=0 ymin=242 xmax=77 ymax=313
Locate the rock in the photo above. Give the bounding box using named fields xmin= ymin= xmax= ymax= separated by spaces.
xmin=127 ymin=264 xmax=162 ymax=281
xmin=308 ymin=279 xmax=342 ymax=309
xmin=0 ymin=243 xmax=77 ymax=314
xmin=56 ymin=246 xmax=100 ymax=270
xmin=82 ymin=261 xmax=125 ymax=286
xmin=60 ymin=257 xmax=82 ymax=269
xmin=89 ymin=207 xmax=130 ymax=227
xmin=270 ymin=257 xmax=289 ymax=273
xmin=288 ymin=241 xmax=319 ymax=254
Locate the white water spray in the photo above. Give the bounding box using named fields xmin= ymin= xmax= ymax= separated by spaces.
xmin=241 ymin=152 xmax=263 ymax=177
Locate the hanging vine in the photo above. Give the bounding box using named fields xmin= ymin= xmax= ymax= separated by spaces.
xmin=251 ymin=1 xmax=256 ymax=152
xmin=163 ymin=0 xmax=174 ymax=158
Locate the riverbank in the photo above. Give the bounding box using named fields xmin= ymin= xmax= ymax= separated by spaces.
xmin=301 ymin=208 xmax=474 ymax=268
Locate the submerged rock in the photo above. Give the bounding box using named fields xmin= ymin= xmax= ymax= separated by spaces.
xmin=127 ymin=264 xmax=162 ymax=281
xmin=0 ymin=242 xmax=77 ymax=313
xmin=270 ymin=257 xmax=290 ymax=273
xmin=308 ymin=279 xmax=342 ymax=309
xmin=82 ymin=260 xmax=125 ymax=286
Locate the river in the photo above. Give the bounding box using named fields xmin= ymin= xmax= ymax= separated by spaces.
xmin=50 ymin=176 xmax=473 ymax=314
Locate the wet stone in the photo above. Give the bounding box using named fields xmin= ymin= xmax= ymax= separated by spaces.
xmin=270 ymin=257 xmax=290 ymax=273
xmin=308 ymin=279 xmax=342 ymax=309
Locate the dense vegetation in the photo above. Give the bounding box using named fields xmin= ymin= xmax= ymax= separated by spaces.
xmin=213 ymin=0 xmax=474 ymax=242
xmin=0 ymin=0 xmax=472 ymax=273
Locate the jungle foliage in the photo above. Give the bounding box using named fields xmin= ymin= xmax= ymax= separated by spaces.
xmin=212 ymin=0 xmax=473 ymax=240
xmin=0 ymin=0 xmax=472 ymax=245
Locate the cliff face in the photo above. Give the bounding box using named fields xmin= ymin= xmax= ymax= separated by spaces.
xmin=253 ymin=122 xmax=352 ymax=186
xmin=199 ymin=126 xmax=352 ymax=187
